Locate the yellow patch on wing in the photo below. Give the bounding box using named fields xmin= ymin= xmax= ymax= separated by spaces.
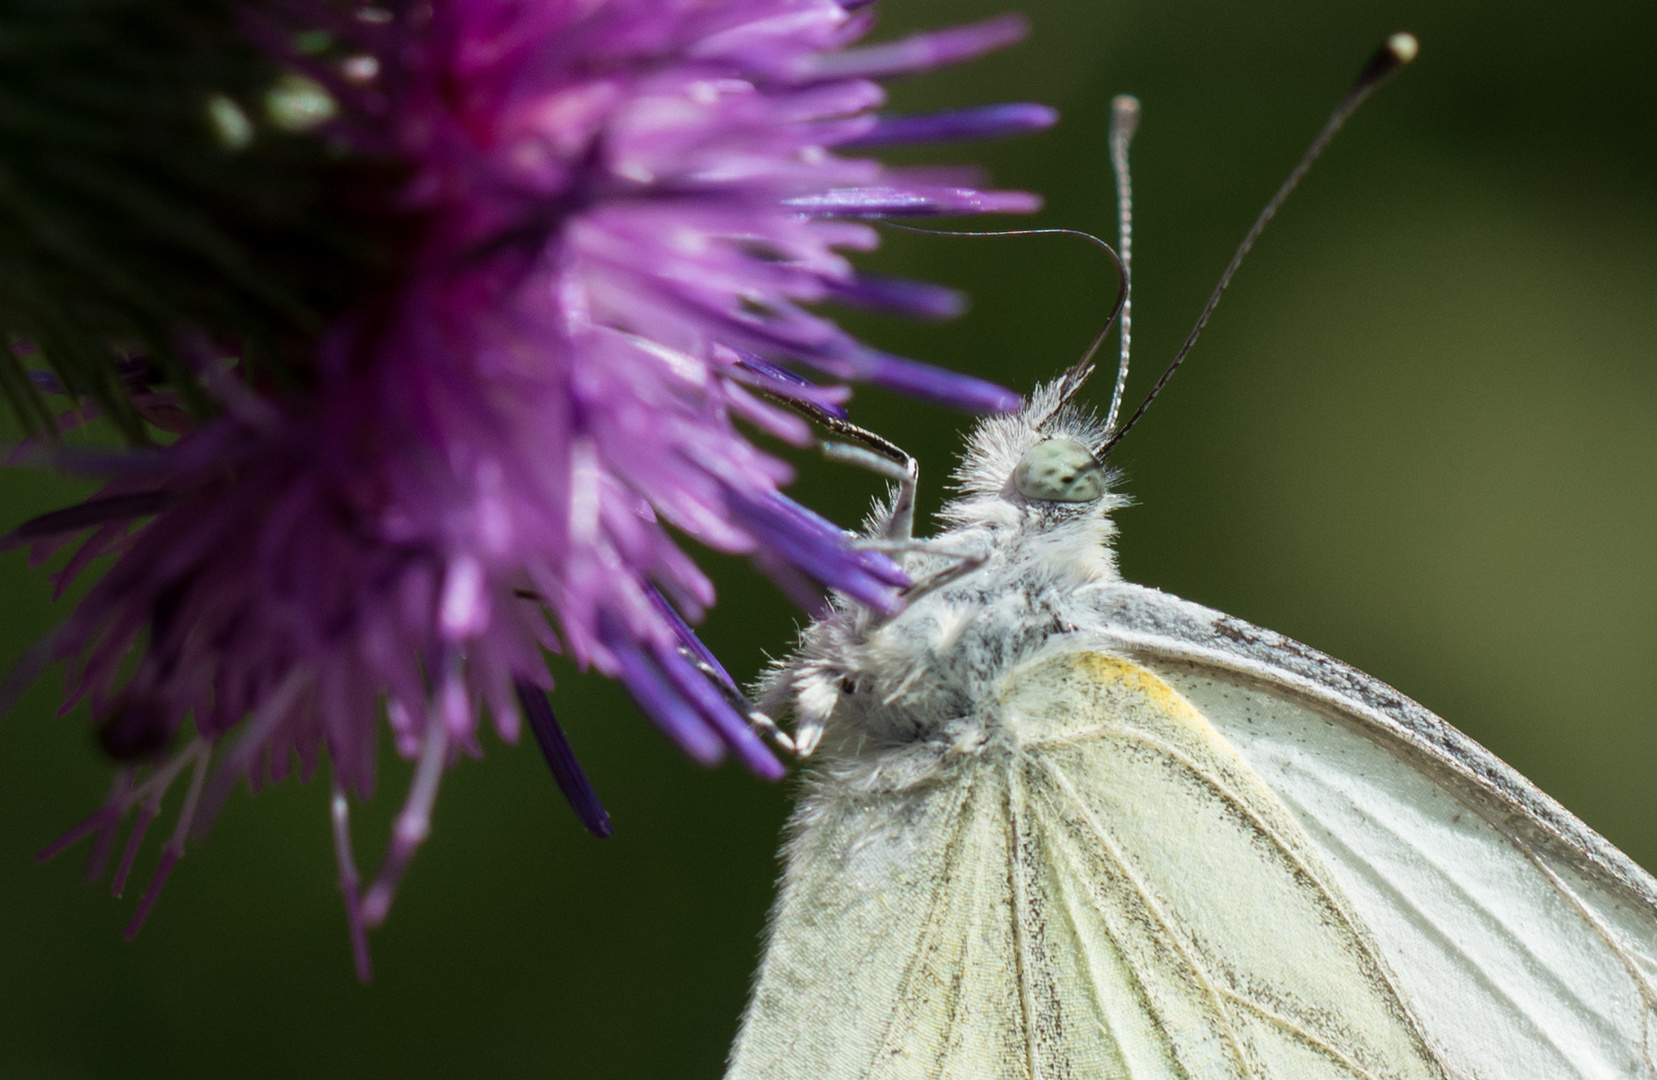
xmin=1000 ymin=649 xmax=1218 ymax=752
xmin=992 ymin=648 xmax=1451 ymax=1080
xmin=1072 ymin=651 xmax=1197 ymax=717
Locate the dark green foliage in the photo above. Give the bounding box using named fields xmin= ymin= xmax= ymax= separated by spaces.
xmin=0 ymin=0 xmax=397 ymax=439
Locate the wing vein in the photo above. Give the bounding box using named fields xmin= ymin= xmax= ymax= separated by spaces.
xmin=1090 ymin=602 xmax=1657 ymax=914
xmin=1216 ymin=987 xmax=1384 ymax=1080
xmin=1038 ymin=754 xmax=1257 ymax=1078
xmin=1058 ymin=722 xmax=1389 ymax=970
xmin=1039 ymin=777 xmax=1197 ymax=1080
xmin=870 ymin=772 xmax=986 ymax=1075
xmin=1273 ymin=768 xmax=1614 ymax=1073
xmin=1008 ymin=763 xmax=1046 ymax=1080
xmin=1523 ymin=847 xmax=1657 ymax=1074
xmin=1526 ymin=850 xmax=1657 ymax=1007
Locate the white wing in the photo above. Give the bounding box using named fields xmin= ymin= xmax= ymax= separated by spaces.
xmin=725 ymin=749 xmax=1030 ymax=1078
xmin=1087 ymin=581 xmax=1657 ymax=1080
xmin=729 ymin=648 xmax=1466 ymax=1079
xmin=728 ymin=583 xmax=1657 ymax=1079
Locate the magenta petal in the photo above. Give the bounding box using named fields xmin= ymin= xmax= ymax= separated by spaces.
xmin=110 ymin=802 xmax=158 ymax=897
xmin=36 ymin=805 xmax=117 ymax=865
xmin=800 ymin=14 xmax=1030 ymax=80
xmin=0 ymin=491 xmax=172 ymax=551
xmin=17 ymin=0 xmax=1059 ymax=962
xmin=122 ymin=846 xmax=179 ymax=940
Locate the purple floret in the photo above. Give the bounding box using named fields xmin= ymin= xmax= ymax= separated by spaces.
xmin=10 ymin=0 xmax=1049 ymax=972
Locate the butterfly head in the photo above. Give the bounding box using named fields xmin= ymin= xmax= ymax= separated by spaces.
xmin=942 ymin=375 xmax=1124 ymax=535
xmin=1012 ymin=437 xmax=1109 ymax=503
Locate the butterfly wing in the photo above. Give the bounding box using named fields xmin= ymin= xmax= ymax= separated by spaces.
xmin=1086 ymin=582 xmax=1657 ymax=1080
xmin=729 ymin=583 xmax=1657 ymax=1079
xmin=729 ymin=647 xmax=1462 ymax=1078
xmin=997 ymin=649 xmax=1450 ymax=1080
xmin=725 ymin=749 xmax=1033 ymax=1078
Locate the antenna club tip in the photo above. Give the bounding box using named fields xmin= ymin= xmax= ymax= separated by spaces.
xmin=1387 ymin=32 xmax=1420 ymax=64
xmin=1110 ymin=94 xmax=1141 ymax=141
xmin=1354 ymin=31 xmax=1419 ymax=90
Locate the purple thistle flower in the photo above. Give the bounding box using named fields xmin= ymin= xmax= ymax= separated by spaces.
xmin=4 ymin=0 xmax=1053 ymax=977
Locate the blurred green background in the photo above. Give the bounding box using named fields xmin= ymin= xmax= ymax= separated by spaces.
xmin=2 ymin=0 xmax=1655 ymax=1075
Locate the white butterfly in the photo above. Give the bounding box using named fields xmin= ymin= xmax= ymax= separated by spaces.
xmin=724 ymin=35 xmax=1657 ymax=1080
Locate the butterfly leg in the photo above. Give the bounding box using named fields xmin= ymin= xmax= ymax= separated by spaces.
xmin=903 ymin=550 xmax=989 ymax=601
xmin=677 ymin=647 xmax=798 ymax=755
xmin=745 ymin=390 xmax=916 ymax=543
xmin=853 ymin=537 xmax=988 ymax=602
xmin=817 ymin=437 xmax=917 ymax=543
xmin=815 ymin=421 xmax=989 ymax=597
xmin=742 ymin=381 xmax=920 ymax=541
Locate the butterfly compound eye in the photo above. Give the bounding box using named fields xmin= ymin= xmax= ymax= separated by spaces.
xmin=1012 ymin=438 xmax=1107 ymax=503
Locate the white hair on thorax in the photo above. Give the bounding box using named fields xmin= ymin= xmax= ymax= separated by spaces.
xmin=753 ymin=378 xmax=1132 ymax=756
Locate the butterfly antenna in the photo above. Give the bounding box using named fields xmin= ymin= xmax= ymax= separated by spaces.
xmin=1097 ymin=32 xmax=1418 ymax=457
xmin=877 ymin=221 xmax=1127 ymax=418
xmin=1103 ymin=94 xmax=1141 ymax=434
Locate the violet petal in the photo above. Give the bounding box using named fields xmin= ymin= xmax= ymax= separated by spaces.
xmin=785 ymin=186 xmax=1043 ymax=218
xmin=828 ymin=275 xmax=968 ymax=320
xmin=653 ymin=647 xmax=783 ymax=780
xmin=1 ymin=491 xmax=173 ymax=551
xmin=609 ymin=637 xmax=724 ymax=767
xmin=843 ymin=103 xmax=1058 ymax=148
xmin=514 ymin=681 xmax=613 ymax=839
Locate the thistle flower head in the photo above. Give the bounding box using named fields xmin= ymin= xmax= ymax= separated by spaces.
xmin=3 ymin=0 xmax=1053 ymax=976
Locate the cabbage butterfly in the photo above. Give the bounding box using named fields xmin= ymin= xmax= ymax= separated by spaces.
xmin=725 ymin=34 xmax=1657 ymax=1079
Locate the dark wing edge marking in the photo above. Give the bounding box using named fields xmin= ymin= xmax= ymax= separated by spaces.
xmin=1081 ymin=581 xmax=1657 ymax=918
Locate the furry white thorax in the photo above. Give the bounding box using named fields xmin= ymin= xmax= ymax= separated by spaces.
xmin=759 ymin=380 xmax=1127 ymax=792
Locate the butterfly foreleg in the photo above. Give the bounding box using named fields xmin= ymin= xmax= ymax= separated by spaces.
xmin=852 ymin=537 xmax=988 ymax=602
xmin=815 ymin=425 xmax=917 ymax=543
xmin=676 ymin=646 xmax=798 ymax=755
xmin=819 ymin=440 xmax=917 ymax=544
xmin=744 ymin=385 xmax=920 ymax=541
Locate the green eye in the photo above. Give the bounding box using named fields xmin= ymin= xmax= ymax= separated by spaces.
xmin=1012 ymin=438 xmax=1107 ymax=503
